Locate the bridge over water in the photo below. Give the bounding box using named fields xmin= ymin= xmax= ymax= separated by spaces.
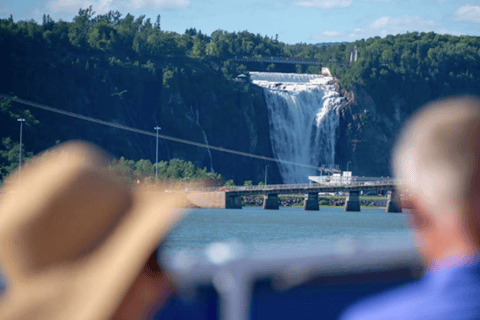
xmin=187 ymin=178 xmax=404 ymax=213
xmin=232 ymin=56 xmax=333 ymax=66
xmin=232 ymin=46 xmax=358 ymax=66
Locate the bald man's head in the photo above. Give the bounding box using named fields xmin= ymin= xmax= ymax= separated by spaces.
xmin=393 ymin=96 xmax=480 ymax=221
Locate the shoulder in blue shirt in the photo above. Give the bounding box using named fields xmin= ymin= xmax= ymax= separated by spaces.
xmin=340 ymin=261 xmax=480 ymax=320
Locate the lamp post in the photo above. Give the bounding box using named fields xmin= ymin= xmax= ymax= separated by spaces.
xmin=347 ymin=161 xmax=352 ymax=172
xmin=154 ymin=126 xmax=161 ymax=180
xmin=17 ymin=118 xmax=25 ymax=178
xmin=265 ymin=165 xmax=269 ymax=185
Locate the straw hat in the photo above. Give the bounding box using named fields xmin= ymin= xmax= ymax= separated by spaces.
xmin=0 ymin=142 xmax=185 ymax=320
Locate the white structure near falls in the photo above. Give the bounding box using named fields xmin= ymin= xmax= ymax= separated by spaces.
xmin=250 ymin=71 xmax=347 ymax=184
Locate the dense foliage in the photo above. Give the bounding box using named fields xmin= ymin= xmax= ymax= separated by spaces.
xmin=0 ymin=7 xmax=352 ymax=80
xmin=1 ymin=8 xmax=480 ymax=182
xmin=0 ymin=138 xmax=223 ymax=184
xmin=3 ymin=8 xmax=477 ymax=105
xmin=108 ymin=157 xmax=222 ymax=186
xmin=339 ymin=33 xmax=480 ymax=115
xmin=1 ymin=8 xmax=279 ymax=184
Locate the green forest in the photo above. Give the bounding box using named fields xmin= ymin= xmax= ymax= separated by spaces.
xmin=1 ymin=7 xmax=480 ymax=183
xmin=3 ymin=7 xmax=476 ymax=92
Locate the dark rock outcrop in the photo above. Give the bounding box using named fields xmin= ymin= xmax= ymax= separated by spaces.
xmin=336 ymin=85 xmax=405 ymax=177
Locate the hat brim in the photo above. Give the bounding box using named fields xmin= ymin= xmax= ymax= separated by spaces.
xmin=0 ymin=142 xmax=186 ymax=320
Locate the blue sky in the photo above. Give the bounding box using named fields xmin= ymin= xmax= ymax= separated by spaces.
xmin=1 ymin=0 xmax=479 ymax=44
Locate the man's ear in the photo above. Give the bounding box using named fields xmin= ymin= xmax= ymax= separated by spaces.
xmin=408 ymin=195 xmax=432 ymax=230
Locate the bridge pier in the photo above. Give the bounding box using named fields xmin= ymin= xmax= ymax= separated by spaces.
xmin=345 ymin=191 xmax=361 ymax=212
xmin=386 ymin=190 xmax=402 ymax=213
xmin=263 ymin=194 xmax=279 ymax=210
xmin=225 ymin=194 xmax=242 ymax=209
xmin=303 ymin=192 xmax=319 ymax=211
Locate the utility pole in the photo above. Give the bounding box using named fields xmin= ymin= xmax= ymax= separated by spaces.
xmin=154 ymin=126 xmax=161 ymax=180
xmin=17 ymin=118 xmax=25 ymax=179
xmin=265 ymin=165 xmax=269 ymax=185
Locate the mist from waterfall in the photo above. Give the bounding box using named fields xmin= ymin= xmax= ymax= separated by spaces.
xmin=252 ymin=72 xmax=345 ymax=184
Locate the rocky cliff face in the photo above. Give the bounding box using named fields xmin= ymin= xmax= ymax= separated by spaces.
xmin=161 ymin=82 xmax=282 ymax=184
xmin=4 ymin=46 xmax=405 ymax=183
xmin=2 ymin=49 xmax=286 ymax=184
xmin=335 ymin=85 xmax=405 ymax=177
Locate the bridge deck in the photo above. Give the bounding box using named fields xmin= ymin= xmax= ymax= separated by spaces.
xmin=232 ymin=56 xmax=326 ymax=66
xmin=197 ymin=178 xmax=398 ymax=196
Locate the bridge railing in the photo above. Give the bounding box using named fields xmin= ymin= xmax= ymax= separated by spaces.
xmin=233 ymin=56 xmax=323 ymax=63
xmin=230 ymin=56 xmax=347 ymax=66
xmin=192 ymin=177 xmax=399 ymax=193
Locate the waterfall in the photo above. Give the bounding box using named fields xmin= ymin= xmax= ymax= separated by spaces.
xmin=252 ymin=72 xmax=345 ymax=184
xmin=195 ymin=105 xmax=214 ymax=172
xmin=201 ymin=130 xmax=214 ymax=172
xmin=250 ymin=72 xmax=325 ymax=83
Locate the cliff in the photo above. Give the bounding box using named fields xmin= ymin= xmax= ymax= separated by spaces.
xmin=3 ymin=17 xmax=479 ymax=183
xmin=336 ymin=85 xmax=407 ymax=177
xmin=1 ymin=50 xmax=283 ymax=184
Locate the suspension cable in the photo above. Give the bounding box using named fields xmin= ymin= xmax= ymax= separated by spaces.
xmin=1 ymin=94 xmax=324 ymax=170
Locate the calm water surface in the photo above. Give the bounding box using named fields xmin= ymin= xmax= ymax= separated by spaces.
xmin=162 ymin=207 xmax=414 ymax=255
xmin=0 ymin=207 xmax=413 ymax=290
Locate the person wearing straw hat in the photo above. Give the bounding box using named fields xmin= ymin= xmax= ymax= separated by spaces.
xmin=341 ymin=96 xmax=480 ymax=320
xmin=0 ymin=141 xmax=185 ymax=320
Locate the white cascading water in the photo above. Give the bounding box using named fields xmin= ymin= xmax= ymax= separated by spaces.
xmin=251 ymin=72 xmax=346 ymax=184
xmin=196 ymin=105 xmax=214 ymax=172
xmin=201 ymin=130 xmax=214 ymax=172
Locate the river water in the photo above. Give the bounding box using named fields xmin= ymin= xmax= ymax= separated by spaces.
xmin=162 ymin=207 xmax=415 ymax=256
xmin=0 ymin=207 xmax=413 ymax=292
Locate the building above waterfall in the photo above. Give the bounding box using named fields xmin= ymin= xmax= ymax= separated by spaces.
xmin=322 ymin=68 xmax=332 ymax=77
xmin=235 ymin=74 xmax=248 ymax=82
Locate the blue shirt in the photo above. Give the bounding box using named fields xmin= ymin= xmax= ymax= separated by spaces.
xmin=340 ymin=258 xmax=480 ymax=320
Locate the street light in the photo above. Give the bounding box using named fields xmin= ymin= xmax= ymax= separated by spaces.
xmin=17 ymin=118 xmax=25 ymax=178
xmin=265 ymin=165 xmax=269 ymax=185
xmin=154 ymin=126 xmax=161 ymax=180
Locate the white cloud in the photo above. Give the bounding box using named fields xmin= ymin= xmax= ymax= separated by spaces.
xmin=344 ymin=15 xmax=461 ymax=39
xmin=313 ymin=29 xmax=343 ymax=39
xmin=293 ymin=0 xmax=352 ymax=9
xmin=47 ymin=0 xmax=114 ymax=14
xmin=370 ymin=16 xmax=391 ymax=29
xmin=452 ymin=5 xmax=480 ymax=23
xmin=312 ymin=15 xmax=457 ymax=41
xmin=129 ymin=0 xmax=192 ymax=10
xmin=365 ymin=15 xmax=436 ymax=37
xmin=323 ymin=30 xmax=343 ymax=37
xmin=46 ymin=0 xmax=192 ymax=14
